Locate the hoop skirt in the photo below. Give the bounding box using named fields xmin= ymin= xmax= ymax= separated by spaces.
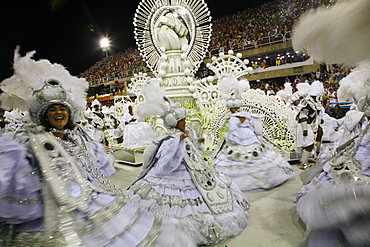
xmin=212 ymin=112 xmax=295 ymax=192
xmin=125 ymin=131 xmax=249 ymax=245
xmin=0 ymin=125 xmax=195 ymax=247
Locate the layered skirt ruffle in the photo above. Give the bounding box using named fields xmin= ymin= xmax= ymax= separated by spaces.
xmin=213 ymin=142 xmax=295 ymax=192
xmin=125 ymin=165 xmax=249 ymax=245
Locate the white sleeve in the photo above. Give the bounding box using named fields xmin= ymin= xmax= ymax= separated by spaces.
xmin=250 ymin=113 xmax=263 ymax=136
xmin=154 ymin=136 xmax=185 ymax=175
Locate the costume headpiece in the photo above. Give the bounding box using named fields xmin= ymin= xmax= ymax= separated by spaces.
xmin=91 ymin=99 xmax=101 ymax=108
xmin=290 ymin=93 xmax=300 ymax=103
xmin=276 ymin=90 xmax=288 ymax=102
xmin=205 ymin=50 xmax=252 ymax=108
xmin=0 ymin=47 xmax=88 ymax=125
xmin=136 ymin=78 xmax=188 ymax=128
xmin=295 ymin=83 xmax=311 ymax=97
xmin=337 ymin=61 xmax=370 ymax=116
xmin=308 ymin=81 xmax=324 ymax=96
xmin=218 ymin=75 xmax=250 ymax=108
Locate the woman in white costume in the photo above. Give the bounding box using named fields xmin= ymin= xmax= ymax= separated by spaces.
xmin=212 ymin=76 xmax=295 ymax=192
xmin=125 ymin=80 xmax=249 ymax=246
xmin=0 ymin=48 xmax=195 ymax=247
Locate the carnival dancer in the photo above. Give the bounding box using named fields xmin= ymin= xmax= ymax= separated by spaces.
xmin=295 ymin=63 xmax=370 ymax=247
xmin=89 ymin=99 xmax=108 ymax=144
xmin=212 ymin=76 xmax=295 ymax=192
xmin=295 ymin=81 xmax=325 ymax=169
xmin=293 ymin=0 xmax=370 ymax=245
xmin=104 ymin=107 xmax=123 ymax=144
xmin=0 ymin=48 xmax=195 ymax=247
xmin=125 ymin=79 xmax=249 ymax=246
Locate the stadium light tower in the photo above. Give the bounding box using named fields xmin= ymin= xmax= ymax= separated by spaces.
xmin=100 ymin=37 xmax=110 ymax=57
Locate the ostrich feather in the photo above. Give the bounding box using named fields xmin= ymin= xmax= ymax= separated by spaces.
xmin=296 ymin=83 xmax=311 ymax=97
xmin=292 ymin=0 xmax=370 ymax=66
xmin=0 ymin=46 xmax=88 ymax=114
xmin=136 ymin=79 xmax=169 ymax=118
xmin=218 ymin=75 xmax=250 ymax=98
xmin=337 ymin=61 xmax=370 ymax=104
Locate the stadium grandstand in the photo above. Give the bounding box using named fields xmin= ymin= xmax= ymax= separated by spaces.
xmin=81 ymin=0 xmax=349 ymax=117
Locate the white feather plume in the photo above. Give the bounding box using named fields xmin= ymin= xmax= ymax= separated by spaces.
xmin=218 ymin=75 xmax=250 ymax=98
xmin=276 ymin=90 xmax=288 ymax=101
xmin=136 ymin=79 xmax=169 ymax=118
xmin=337 ymin=61 xmax=370 ymax=103
xmin=292 ymin=0 xmax=370 ymax=66
xmin=0 ymin=46 xmax=88 ymax=114
xmin=284 ymin=82 xmax=293 ymax=95
xmin=296 ymin=83 xmax=311 ymax=97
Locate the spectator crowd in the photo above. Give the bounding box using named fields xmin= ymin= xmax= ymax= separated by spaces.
xmin=78 ymin=0 xmax=332 ymax=85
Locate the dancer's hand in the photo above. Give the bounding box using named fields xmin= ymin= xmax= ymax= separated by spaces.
xmin=104 ymin=145 xmax=111 ymax=154
xmin=180 ymin=131 xmax=189 ymax=141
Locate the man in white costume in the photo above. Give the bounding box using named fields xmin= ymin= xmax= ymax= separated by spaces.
xmin=88 ymin=99 xmax=108 ymax=144
xmin=295 ymin=81 xmax=325 ymax=169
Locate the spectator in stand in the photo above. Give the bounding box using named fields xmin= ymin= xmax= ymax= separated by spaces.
xmin=328 ymin=87 xmax=337 ymax=104
xmin=330 ymin=104 xmax=345 ymax=119
xmin=266 ymin=86 xmax=275 ymax=96
xmin=294 ymin=75 xmax=301 ymax=84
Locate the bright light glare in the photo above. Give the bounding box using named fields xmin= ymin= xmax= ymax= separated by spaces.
xmin=100 ymin=38 xmax=110 ymax=49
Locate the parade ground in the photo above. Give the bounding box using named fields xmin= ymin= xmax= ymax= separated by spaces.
xmin=109 ymin=162 xmax=306 ymax=247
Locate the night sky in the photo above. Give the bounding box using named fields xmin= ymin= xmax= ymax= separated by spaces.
xmin=0 ymin=0 xmax=272 ymax=81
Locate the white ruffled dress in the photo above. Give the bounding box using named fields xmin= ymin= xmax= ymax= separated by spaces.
xmin=125 ymin=129 xmax=249 ymax=245
xmin=0 ymin=125 xmax=195 ymax=247
xmin=212 ymin=112 xmax=295 ymax=192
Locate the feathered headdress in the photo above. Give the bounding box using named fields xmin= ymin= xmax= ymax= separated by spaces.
xmin=91 ymin=99 xmax=101 ymax=108
xmin=276 ymin=82 xmax=294 ymax=102
xmin=218 ymin=74 xmax=250 ymax=108
xmin=337 ymin=61 xmax=370 ymax=115
xmin=0 ymin=46 xmax=88 ymax=124
xmin=295 ymin=82 xmax=311 ymax=97
xmin=136 ymin=78 xmax=187 ymax=128
xmin=276 ymin=90 xmax=289 ymax=102
xmin=308 ymin=81 xmax=325 ymax=96
xmin=292 ymin=0 xmax=370 ymax=66
xmin=136 ymin=79 xmax=168 ymax=118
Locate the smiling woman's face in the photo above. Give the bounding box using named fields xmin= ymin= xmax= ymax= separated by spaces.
xmin=46 ymin=104 xmax=69 ymax=130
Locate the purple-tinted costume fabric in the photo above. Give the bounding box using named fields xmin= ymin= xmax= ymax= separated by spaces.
xmin=296 ymin=125 xmax=370 ymax=246
xmin=125 ymin=130 xmax=249 ymax=245
xmin=212 ymin=112 xmax=295 ymax=192
xmin=0 ymin=127 xmax=195 ymax=247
